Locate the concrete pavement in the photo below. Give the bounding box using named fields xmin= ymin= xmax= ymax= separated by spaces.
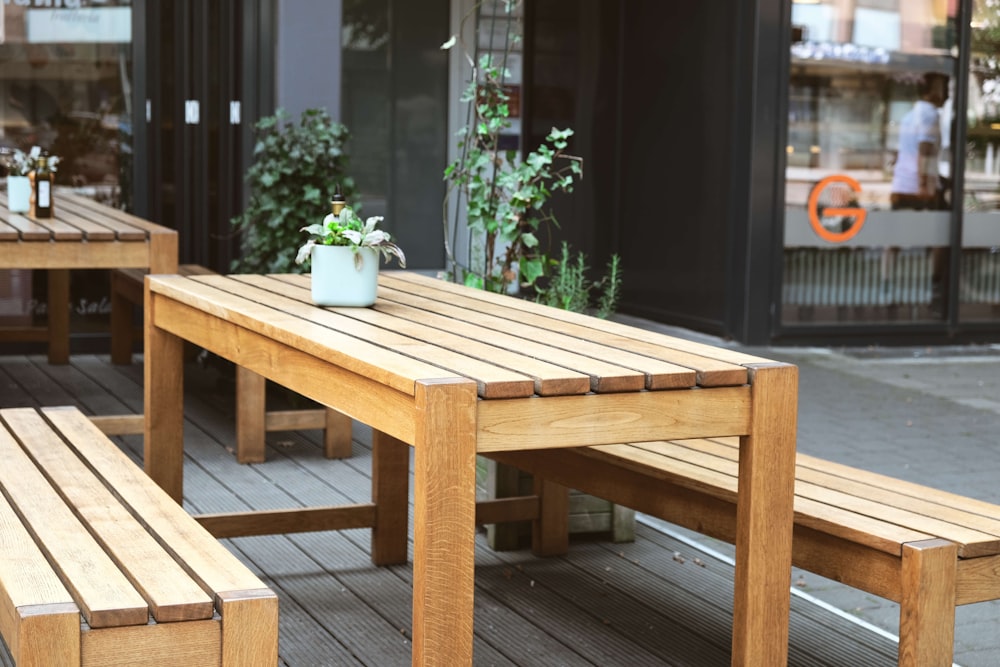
xmin=615 ymin=314 xmax=1000 ymax=667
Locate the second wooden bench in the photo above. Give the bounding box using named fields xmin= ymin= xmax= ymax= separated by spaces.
xmin=489 ymin=437 xmax=1000 ymax=667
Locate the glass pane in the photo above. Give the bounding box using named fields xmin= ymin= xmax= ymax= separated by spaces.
xmin=341 ymin=0 xmax=448 ymax=269
xmin=783 ymin=1 xmax=957 ymax=325
xmin=0 ymin=2 xmax=133 ymax=206
xmin=341 ymin=0 xmax=390 ymax=217
xmin=0 ymin=2 xmax=134 ymax=337
xmin=961 ymin=0 xmax=1000 ymax=321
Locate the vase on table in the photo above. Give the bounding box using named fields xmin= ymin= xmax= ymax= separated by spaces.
xmin=7 ymin=176 xmax=30 ymax=213
xmin=310 ymin=245 xmax=379 ymax=307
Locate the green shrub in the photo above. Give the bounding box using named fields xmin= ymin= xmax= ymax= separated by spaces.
xmin=536 ymin=241 xmax=623 ymax=318
xmin=231 ymin=108 xmax=355 ymax=274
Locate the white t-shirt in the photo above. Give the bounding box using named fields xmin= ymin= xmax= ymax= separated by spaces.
xmin=891 ymin=99 xmax=941 ymax=195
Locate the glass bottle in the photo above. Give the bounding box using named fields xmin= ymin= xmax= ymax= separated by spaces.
xmin=331 ymin=184 xmax=346 ymax=217
xmin=32 ymin=153 xmax=53 ymax=219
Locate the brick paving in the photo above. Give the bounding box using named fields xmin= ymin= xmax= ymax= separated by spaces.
xmin=616 ymin=314 xmax=1000 ymax=666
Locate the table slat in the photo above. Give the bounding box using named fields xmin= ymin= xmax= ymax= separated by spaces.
xmin=149 ymin=275 xmax=458 ymax=397
xmin=198 ymin=274 xmax=539 ymax=399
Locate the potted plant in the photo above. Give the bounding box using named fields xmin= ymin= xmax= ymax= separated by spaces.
xmin=296 ymin=194 xmax=405 ymax=307
xmin=3 ymin=146 xmax=59 ymax=214
xmin=231 ymin=108 xmax=356 ymax=274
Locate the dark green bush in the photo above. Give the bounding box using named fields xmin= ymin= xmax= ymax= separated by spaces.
xmin=231 ymin=108 xmax=355 ymax=274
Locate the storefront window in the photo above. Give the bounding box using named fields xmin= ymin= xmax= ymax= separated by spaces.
xmin=0 ymin=1 xmax=133 ymax=336
xmin=962 ymin=0 xmax=1000 ymax=321
xmin=783 ymin=0 xmax=958 ymax=325
xmin=0 ymin=1 xmax=133 ymax=205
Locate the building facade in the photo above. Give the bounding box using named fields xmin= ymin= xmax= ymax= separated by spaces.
xmin=2 ymin=0 xmax=999 ymax=347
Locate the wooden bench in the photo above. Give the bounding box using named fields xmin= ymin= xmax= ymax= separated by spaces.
xmin=109 ymin=265 xmax=350 ymax=463
xmin=0 ymin=406 xmax=278 ymax=666
xmin=489 ymin=437 xmax=1000 ymax=667
xmin=110 ymin=264 xmax=217 ymax=365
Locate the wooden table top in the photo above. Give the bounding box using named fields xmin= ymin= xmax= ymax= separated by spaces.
xmin=148 ymin=270 xmax=776 ymax=400
xmin=0 ymin=191 xmax=177 ymax=271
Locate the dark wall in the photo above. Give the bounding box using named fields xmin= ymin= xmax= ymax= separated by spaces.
xmin=526 ymin=1 xmax=747 ymax=334
xmin=525 ymin=1 xmax=620 ymax=270
xmin=615 ymin=2 xmax=742 ymax=332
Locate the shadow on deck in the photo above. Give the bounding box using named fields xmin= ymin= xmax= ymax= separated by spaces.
xmin=0 ymin=353 xmax=900 ymax=666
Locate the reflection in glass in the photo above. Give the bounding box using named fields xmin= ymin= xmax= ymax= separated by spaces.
xmin=782 ymin=0 xmax=957 ymax=325
xmin=0 ymin=2 xmax=133 ymax=208
xmin=961 ymin=0 xmax=1000 ymax=321
xmin=0 ymin=2 xmax=134 ymax=337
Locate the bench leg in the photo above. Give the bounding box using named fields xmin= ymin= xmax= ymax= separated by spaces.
xmin=110 ymin=271 xmax=134 ymax=365
xmin=323 ymin=407 xmax=352 ymax=458
xmin=531 ymin=476 xmax=569 ymax=557
xmin=47 ymin=269 xmax=70 ymax=364
xmin=218 ymin=590 xmax=280 ymax=666
xmin=899 ymin=538 xmax=957 ymax=667
xmin=236 ymin=367 xmax=267 ymax=463
xmin=12 ymin=602 xmax=80 ymax=665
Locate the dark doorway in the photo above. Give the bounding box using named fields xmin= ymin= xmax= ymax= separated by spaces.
xmin=136 ymin=0 xmax=271 ymax=272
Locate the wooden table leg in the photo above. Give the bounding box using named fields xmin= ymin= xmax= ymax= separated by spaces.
xmin=47 ymin=269 xmax=70 ymax=364
xmin=411 ymin=378 xmax=477 ymax=666
xmin=732 ymin=362 xmax=798 ymax=667
xmin=143 ymin=285 xmax=186 ymax=502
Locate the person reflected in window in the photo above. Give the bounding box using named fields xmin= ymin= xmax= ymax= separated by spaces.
xmin=890 ymin=71 xmax=950 ymax=315
xmin=892 ymin=72 xmax=948 ymax=208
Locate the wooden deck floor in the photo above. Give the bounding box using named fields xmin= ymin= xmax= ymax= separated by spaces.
xmin=0 ymin=353 xmax=901 ymax=666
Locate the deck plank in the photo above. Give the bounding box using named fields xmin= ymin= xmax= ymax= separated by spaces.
xmin=0 ymin=352 xmax=903 ymax=666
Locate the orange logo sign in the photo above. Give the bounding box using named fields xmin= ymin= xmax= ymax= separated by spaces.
xmin=807 ymin=175 xmax=867 ymax=243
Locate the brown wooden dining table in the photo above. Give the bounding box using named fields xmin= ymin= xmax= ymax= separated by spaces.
xmin=143 ymin=270 xmax=798 ymax=666
xmin=0 ymin=190 xmax=177 ymax=363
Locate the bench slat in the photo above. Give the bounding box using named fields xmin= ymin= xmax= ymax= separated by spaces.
xmin=0 ymin=493 xmax=75 ymax=612
xmin=4 ymin=408 xmax=216 ymax=623
xmin=583 ymin=441 xmax=934 ymax=554
xmin=797 ymin=452 xmax=1000 ymax=521
xmin=42 ymin=407 xmax=275 ymax=598
xmin=0 ymin=418 xmax=149 ymax=629
xmin=669 ymin=438 xmax=1000 ymax=557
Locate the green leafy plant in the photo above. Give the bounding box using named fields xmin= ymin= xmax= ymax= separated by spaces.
xmin=1 ymin=146 xmax=60 ymax=177
xmin=536 ymin=242 xmax=623 ymax=318
xmin=442 ymin=4 xmax=583 ymax=295
xmin=231 ymin=108 xmax=355 ymax=274
xmin=296 ymin=204 xmax=405 ymax=270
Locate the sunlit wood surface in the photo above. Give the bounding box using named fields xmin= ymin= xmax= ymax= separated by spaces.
xmin=0 ymin=353 xmax=898 ymax=666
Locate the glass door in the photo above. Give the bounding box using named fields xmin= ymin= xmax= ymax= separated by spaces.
xmin=960 ymin=0 xmax=1000 ymax=322
xmin=139 ymin=0 xmax=251 ymax=271
xmin=782 ymin=0 xmax=959 ymax=326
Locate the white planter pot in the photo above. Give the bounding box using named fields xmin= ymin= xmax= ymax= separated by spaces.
xmin=7 ymin=176 xmax=30 ymax=213
xmin=310 ymin=245 xmax=379 ymax=307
